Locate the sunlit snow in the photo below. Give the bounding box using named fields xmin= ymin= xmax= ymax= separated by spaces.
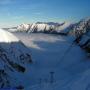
xmin=0 ymin=29 xmax=19 ymax=42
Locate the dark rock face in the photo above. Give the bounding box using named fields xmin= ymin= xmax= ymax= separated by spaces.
xmin=0 ymin=70 xmax=10 ymax=88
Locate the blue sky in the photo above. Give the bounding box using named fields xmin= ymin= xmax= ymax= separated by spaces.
xmin=0 ymin=0 xmax=90 ymax=27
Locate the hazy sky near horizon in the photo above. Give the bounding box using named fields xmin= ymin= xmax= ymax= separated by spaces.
xmin=0 ymin=0 xmax=90 ymax=27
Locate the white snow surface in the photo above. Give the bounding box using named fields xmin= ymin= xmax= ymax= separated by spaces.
xmin=13 ymin=32 xmax=90 ymax=90
xmin=0 ymin=29 xmax=19 ymax=42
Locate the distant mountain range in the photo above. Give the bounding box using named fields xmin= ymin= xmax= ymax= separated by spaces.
xmin=2 ymin=18 xmax=90 ymax=54
xmin=3 ymin=21 xmax=72 ymax=35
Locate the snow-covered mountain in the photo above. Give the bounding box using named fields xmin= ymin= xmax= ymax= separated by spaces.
xmin=14 ymin=18 xmax=90 ymax=53
xmin=70 ymin=18 xmax=90 ymax=36
xmin=18 ymin=22 xmax=71 ymax=34
xmin=2 ymin=18 xmax=90 ymax=54
xmin=70 ymin=18 xmax=90 ymax=54
xmin=0 ymin=18 xmax=90 ymax=90
xmin=0 ymin=29 xmax=32 ymax=89
xmin=5 ymin=22 xmax=71 ymax=35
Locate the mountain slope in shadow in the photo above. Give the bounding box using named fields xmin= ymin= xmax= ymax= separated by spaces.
xmin=0 ymin=29 xmax=32 ymax=89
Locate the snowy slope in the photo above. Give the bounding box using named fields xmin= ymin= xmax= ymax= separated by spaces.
xmin=0 ymin=29 xmax=32 ymax=89
xmin=0 ymin=29 xmax=19 ymax=42
xmin=13 ymin=32 xmax=89 ymax=90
